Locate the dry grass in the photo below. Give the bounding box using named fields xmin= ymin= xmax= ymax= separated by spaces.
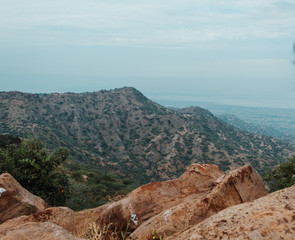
xmin=84 ymin=222 xmax=130 ymax=240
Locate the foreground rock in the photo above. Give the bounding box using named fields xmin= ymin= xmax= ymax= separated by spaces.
xmin=128 ymin=164 xmax=267 ymax=239
xmin=0 ymin=204 xmax=111 ymax=238
xmin=0 ymin=173 xmax=49 ymax=224
xmin=168 ymin=184 xmax=295 ymax=240
xmin=97 ymin=164 xmax=224 ymax=233
xmin=0 ymin=164 xmax=268 ymax=239
xmin=0 ymin=222 xmax=83 ymax=240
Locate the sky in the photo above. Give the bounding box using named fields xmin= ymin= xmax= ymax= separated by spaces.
xmin=0 ymin=0 xmax=295 ymax=109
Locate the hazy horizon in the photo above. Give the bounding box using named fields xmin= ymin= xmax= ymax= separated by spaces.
xmin=2 ymin=86 xmax=295 ymax=110
xmin=1 ymin=0 xmax=295 ymax=109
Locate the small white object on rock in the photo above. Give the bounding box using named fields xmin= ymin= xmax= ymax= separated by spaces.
xmin=55 ymin=230 xmax=61 ymax=237
xmin=131 ymin=213 xmax=138 ymax=225
xmin=164 ymin=209 xmax=171 ymax=221
xmin=0 ymin=187 xmax=6 ymax=197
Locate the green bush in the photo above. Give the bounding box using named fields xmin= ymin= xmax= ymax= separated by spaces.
xmin=263 ymin=155 xmax=295 ymax=192
xmin=0 ymin=137 xmax=70 ymax=206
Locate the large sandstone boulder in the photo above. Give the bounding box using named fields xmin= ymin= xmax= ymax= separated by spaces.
xmin=0 ymin=173 xmax=49 ymax=224
xmin=96 ymin=164 xmax=224 ymax=233
xmin=168 ymin=184 xmax=295 ymax=240
xmin=0 ymin=222 xmax=83 ymax=240
xmin=128 ymin=164 xmax=267 ymax=239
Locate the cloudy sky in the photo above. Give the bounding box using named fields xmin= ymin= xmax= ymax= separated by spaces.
xmin=1 ymin=0 xmax=295 ymax=108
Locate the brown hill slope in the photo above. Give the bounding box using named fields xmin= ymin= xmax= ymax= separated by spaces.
xmin=0 ymin=87 xmax=294 ymax=183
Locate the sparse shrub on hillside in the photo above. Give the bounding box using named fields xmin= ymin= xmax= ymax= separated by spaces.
xmin=263 ymin=155 xmax=295 ymax=192
xmin=174 ymin=142 xmax=183 ymax=152
xmin=129 ymin=129 xmax=140 ymax=140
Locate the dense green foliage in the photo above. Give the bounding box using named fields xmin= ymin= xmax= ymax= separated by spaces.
xmin=0 ymin=136 xmax=70 ymax=206
xmin=263 ymin=155 xmax=295 ymax=192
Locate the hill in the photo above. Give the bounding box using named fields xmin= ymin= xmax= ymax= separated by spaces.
xmin=0 ymin=87 xmax=294 ymax=183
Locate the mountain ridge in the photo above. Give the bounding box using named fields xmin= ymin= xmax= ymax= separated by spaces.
xmin=1 ymin=87 xmax=294 ymax=183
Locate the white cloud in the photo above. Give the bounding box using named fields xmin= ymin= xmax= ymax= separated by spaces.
xmin=0 ymin=0 xmax=294 ymax=46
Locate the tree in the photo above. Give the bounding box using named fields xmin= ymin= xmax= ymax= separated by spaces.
xmin=0 ymin=137 xmax=69 ymax=206
xmin=263 ymin=155 xmax=295 ymax=192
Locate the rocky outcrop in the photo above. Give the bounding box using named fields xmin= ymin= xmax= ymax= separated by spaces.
xmin=128 ymin=164 xmax=267 ymax=239
xmin=0 ymin=173 xmax=49 ymax=224
xmin=167 ymin=184 xmax=295 ymax=240
xmin=0 ymin=164 xmax=270 ymax=239
xmin=0 ymin=222 xmax=83 ymax=240
xmin=96 ymin=164 xmax=224 ymax=233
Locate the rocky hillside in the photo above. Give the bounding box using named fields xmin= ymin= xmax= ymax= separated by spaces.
xmin=0 ymin=87 xmax=294 ymax=183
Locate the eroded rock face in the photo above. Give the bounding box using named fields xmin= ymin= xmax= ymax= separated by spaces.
xmin=0 ymin=173 xmax=49 ymax=224
xmin=0 ymin=222 xmax=83 ymax=240
xmin=0 ymin=207 xmax=76 ymax=234
xmin=128 ymin=164 xmax=267 ymax=239
xmin=96 ymin=164 xmax=224 ymax=233
xmin=168 ymin=184 xmax=295 ymax=240
xmin=0 ymin=204 xmax=111 ymax=239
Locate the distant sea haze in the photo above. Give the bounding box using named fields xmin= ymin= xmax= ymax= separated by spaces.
xmin=150 ymin=95 xmax=295 ymax=110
